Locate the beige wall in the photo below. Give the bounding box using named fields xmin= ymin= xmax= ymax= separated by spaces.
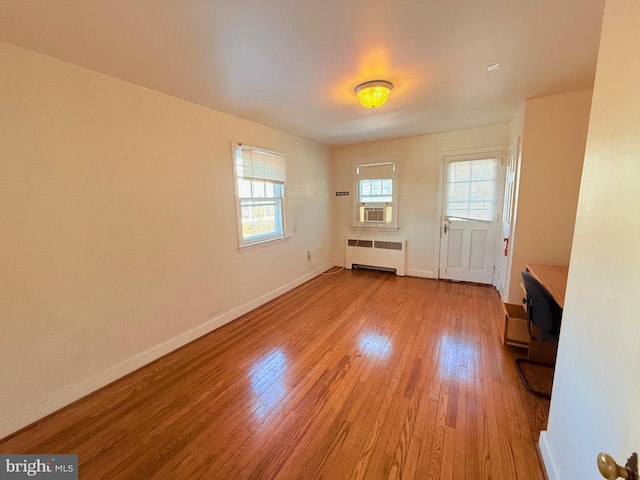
xmin=0 ymin=42 xmax=333 ymax=437
xmin=331 ymin=124 xmax=509 ymax=277
xmin=506 ymin=90 xmax=592 ymax=303
xmin=540 ymin=0 xmax=640 ymax=477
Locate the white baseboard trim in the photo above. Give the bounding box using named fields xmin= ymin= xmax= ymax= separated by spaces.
xmin=406 ymin=269 xmax=436 ymax=279
xmin=0 ymin=262 xmax=335 ymax=440
xmin=538 ymin=430 xmax=562 ymax=480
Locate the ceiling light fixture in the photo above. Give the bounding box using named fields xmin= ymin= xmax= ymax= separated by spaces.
xmin=354 ymin=80 xmax=394 ymax=108
xmin=487 ymin=63 xmax=500 ymax=71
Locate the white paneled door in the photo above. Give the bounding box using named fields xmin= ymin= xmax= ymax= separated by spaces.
xmin=439 ymin=153 xmax=502 ymax=284
xmin=439 ymin=218 xmax=497 ymax=283
xmin=496 ymin=139 xmax=519 ymax=295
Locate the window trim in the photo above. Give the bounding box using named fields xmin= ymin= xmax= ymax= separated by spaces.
xmin=231 ymin=142 xmax=288 ymax=250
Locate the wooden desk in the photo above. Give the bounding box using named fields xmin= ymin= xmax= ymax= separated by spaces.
xmin=499 ymin=263 xmax=569 ymax=349
xmin=525 ymin=263 xmax=568 ymax=308
xmin=522 ymin=263 xmax=568 ymax=363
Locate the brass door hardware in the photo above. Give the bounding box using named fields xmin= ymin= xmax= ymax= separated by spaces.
xmin=597 ymin=452 xmax=638 ymax=479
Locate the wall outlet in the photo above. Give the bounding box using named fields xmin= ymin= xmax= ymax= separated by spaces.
xmin=307 ymin=250 xmax=311 ymax=260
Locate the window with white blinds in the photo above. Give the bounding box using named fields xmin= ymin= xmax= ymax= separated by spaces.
xmin=233 ymin=144 xmax=286 ymax=247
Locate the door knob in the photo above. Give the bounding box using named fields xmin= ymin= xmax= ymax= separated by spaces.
xmin=597 ymin=452 xmax=639 ymax=480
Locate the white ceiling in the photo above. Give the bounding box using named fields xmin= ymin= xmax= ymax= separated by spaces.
xmin=0 ymin=0 xmax=605 ymax=146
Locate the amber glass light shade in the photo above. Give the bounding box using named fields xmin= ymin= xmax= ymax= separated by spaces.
xmin=355 ymin=80 xmax=393 ymax=108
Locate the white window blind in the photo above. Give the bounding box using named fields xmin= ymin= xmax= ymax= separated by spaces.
xmin=357 ymin=162 xmax=395 ymax=180
xmin=444 ymin=157 xmax=499 ymax=222
xmin=238 ymin=147 xmax=285 ymax=183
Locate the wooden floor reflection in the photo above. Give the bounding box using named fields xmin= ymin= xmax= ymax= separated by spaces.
xmin=0 ymin=270 xmax=550 ymax=479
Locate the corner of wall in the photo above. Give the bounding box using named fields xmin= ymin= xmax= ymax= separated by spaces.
xmin=510 ymin=102 xmax=526 ymax=143
xmin=538 ymin=430 xmax=563 ymax=480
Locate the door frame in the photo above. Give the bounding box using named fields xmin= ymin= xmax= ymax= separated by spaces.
xmin=435 ymin=146 xmax=507 ymax=285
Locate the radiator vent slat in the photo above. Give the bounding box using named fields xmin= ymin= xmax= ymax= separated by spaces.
xmin=374 ymin=241 xmax=403 ymax=250
xmin=347 ymin=239 xmax=373 ymax=248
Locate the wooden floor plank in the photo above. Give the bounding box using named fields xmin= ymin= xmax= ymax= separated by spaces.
xmin=0 ymin=270 xmax=550 ymax=479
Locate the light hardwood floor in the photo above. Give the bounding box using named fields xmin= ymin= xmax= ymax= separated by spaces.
xmin=0 ymin=269 xmax=551 ymax=479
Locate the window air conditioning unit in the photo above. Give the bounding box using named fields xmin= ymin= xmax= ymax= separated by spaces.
xmin=363 ymin=207 xmax=385 ymax=223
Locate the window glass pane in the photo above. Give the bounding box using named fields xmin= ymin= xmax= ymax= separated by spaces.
xmin=450 ymin=162 xmax=471 ymax=182
xmin=237 ymin=178 xmax=252 ymax=198
xmin=470 ymin=180 xmax=492 ymax=200
xmin=471 ymin=161 xmax=494 ymax=181
xmin=445 ymin=157 xmax=499 ymax=221
xmin=253 ymin=180 xmax=266 ymax=198
xmin=361 ymin=180 xmax=372 ymax=197
xmin=469 ymin=201 xmax=493 ymax=221
xmin=241 ymin=199 xmax=281 ymax=240
xmin=448 ymin=208 xmax=469 ymax=218
xmin=264 ymin=181 xmax=274 ymax=197
xmin=359 ymin=178 xmax=393 ymax=203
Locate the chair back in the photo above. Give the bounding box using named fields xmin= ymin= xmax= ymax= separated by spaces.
xmin=521 ymin=271 xmax=562 ymax=342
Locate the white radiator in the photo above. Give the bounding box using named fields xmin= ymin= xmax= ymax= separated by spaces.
xmin=345 ymin=237 xmax=407 ymax=276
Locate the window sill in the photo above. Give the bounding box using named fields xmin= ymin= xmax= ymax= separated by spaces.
xmin=238 ymin=235 xmax=291 ymax=252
